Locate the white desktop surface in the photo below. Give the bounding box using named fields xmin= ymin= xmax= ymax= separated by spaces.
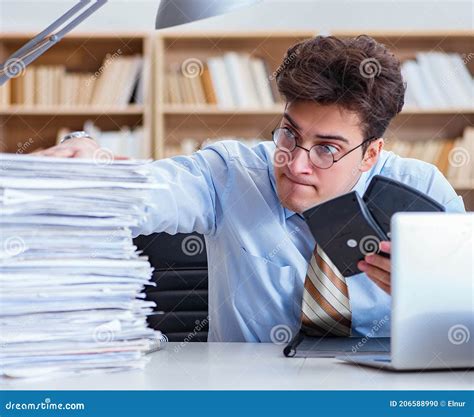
xmin=2 ymin=342 xmax=472 ymax=390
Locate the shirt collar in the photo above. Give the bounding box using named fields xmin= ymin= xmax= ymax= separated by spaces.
xmin=284 ymin=206 xmax=300 ymax=220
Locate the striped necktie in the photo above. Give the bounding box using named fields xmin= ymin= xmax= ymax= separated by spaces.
xmin=301 ymin=244 xmax=352 ymax=336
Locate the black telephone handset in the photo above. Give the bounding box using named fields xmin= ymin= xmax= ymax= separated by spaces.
xmin=303 ymin=175 xmax=445 ymax=277
xmin=362 ymin=175 xmax=445 ymax=237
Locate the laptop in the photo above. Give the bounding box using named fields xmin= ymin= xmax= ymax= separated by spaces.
xmin=339 ymin=212 xmax=474 ymax=370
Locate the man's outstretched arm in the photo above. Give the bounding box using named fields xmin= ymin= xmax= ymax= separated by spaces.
xmin=34 ymin=138 xmax=231 ymax=237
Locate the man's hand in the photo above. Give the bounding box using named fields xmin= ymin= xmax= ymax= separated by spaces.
xmin=357 ymin=241 xmax=391 ymax=294
xmin=33 ymin=138 xmax=130 ymax=160
xmin=33 ymin=138 xmax=100 ymax=159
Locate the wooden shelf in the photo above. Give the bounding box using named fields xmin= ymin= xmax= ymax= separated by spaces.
xmin=5 ymin=104 xmax=468 ymax=117
xmin=159 ymin=29 xmax=474 ymax=41
xmin=154 ymin=30 xmax=474 ymax=211
xmin=154 ymin=31 xmax=330 ymax=158
xmin=1 ymin=30 xmax=473 ymax=210
xmin=401 ymin=108 xmax=474 ymax=115
xmin=162 ymin=105 xmax=284 ymax=115
xmin=161 ymin=105 xmax=474 ymax=116
xmin=158 ymin=30 xmax=317 ymax=40
xmin=0 ymin=33 xmax=153 ymax=157
xmin=333 ymin=30 xmax=474 ymax=38
xmin=0 ymin=105 xmax=145 ymax=116
xmin=155 ymin=30 xmax=473 ymax=156
xmin=0 ymin=32 xmax=150 ymax=40
xmin=453 ymin=184 xmax=474 ymax=190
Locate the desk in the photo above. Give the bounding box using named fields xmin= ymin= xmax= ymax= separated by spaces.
xmin=2 ymin=343 xmax=472 ymax=390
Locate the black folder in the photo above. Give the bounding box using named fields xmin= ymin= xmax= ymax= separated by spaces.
xmin=302 ymin=175 xmax=445 ymax=277
xmin=283 ymin=334 xmax=391 ymax=358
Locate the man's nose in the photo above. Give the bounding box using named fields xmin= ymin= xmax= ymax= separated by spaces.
xmin=288 ymin=147 xmax=313 ymax=175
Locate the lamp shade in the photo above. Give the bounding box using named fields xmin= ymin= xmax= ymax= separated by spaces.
xmin=155 ymin=0 xmax=261 ymax=29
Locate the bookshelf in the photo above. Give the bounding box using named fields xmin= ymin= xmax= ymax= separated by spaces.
xmin=153 ymin=31 xmax=315 ymax=159
xmin=154 ymin=30 xmax=473 ymax=151
xmin=334 ymin=31 xmax=473 ymax=209
xmin=0 ymin=32 xmax=153 ymax=157
xmin=0 ymin=30 xmax=472 ymax=209
xmin=154 ymin=30 xmax=473 ymax=209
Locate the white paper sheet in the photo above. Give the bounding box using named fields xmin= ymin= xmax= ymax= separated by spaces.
xmin=0 ymin=153 xmax=164 ymax=379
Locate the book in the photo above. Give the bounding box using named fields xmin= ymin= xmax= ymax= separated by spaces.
xmin=208 ymin=56 xmax=235 ymax=108
xmin=402 ymin=52 xmax=473 ymax=110
xmin=55 ymin=120 xmax=147 ymax=159
xmin=0 ymin=80 xmax=10 ymax=108
xmin=385 ymin=126 xmax=473 ymax=189
xmin=166 ymin=52 xmax=277 ymax=108
xmin=201 ymin=65 xmax=217 ymax=105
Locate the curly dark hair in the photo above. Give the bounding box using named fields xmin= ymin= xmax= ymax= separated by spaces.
xmin=275 ymin=35 xmax=406 ymax=153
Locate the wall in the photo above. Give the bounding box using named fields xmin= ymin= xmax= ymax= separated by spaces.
xmin=1 ymin=0 xmax=472 ymax=34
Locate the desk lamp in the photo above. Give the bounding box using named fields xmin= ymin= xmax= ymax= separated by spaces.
xmin=0 ymin=0 xmax=261 ymax=85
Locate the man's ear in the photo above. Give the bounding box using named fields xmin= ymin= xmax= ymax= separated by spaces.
xmin=359 ymin=138 xmax=384 ymax=172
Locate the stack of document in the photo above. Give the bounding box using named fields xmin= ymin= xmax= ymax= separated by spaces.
xmin=0 ymin=153 xmax=166 ymax=379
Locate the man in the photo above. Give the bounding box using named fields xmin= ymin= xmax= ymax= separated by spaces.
xmin=36 ymin=35 xmax=465 ymax=342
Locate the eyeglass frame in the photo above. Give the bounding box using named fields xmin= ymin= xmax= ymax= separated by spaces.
xmin=271 ymin=126 xmax=375 ymax=169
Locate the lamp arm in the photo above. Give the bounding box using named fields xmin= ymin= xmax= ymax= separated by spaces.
xmin=0 ymin=0 xmax=108 ymax=86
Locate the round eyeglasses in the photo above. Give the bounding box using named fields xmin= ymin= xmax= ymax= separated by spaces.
xmin=272 ymin=127 xmax=374 ymax=169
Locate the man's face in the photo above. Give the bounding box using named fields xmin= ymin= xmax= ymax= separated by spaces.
xmin=274 ymin=101 xmax=382 ymax=214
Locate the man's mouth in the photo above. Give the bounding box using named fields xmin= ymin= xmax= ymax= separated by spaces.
xmin=283 ymin=173 xmax=314 ymax=187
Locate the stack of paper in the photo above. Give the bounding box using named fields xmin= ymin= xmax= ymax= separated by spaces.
xmin=0 ymin=153 xmax=167 ymax=379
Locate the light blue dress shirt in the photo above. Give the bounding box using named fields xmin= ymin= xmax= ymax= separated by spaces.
xmin=134 ymin=140 xmax=466 ymax=342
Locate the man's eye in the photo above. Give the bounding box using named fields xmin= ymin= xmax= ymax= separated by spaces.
xmin=322 ymin=145 xmax=338 ymax=154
